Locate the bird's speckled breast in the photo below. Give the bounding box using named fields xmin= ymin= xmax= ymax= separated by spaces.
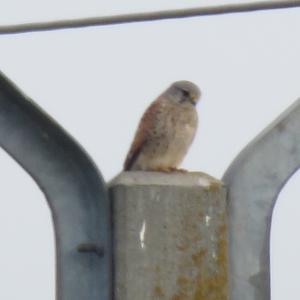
xmin=164 ymin=103 xmax=198 ymax=166
xmin=136 ymin=101 xmax=198 ymax=170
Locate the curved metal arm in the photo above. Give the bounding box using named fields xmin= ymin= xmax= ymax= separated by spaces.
xmin=0 ymin=72 xmax=111 ymax=300
xmin=223 ymin=98 xmax=300 ymax=300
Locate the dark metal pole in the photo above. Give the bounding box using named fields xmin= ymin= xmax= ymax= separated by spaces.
xmin=223 ymin=98 xmax=300 ymax=300
xmin=0 ymin=71 xmax=112 ymax=300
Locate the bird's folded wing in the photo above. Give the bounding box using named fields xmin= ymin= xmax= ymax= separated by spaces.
xmin=123 ymin=99 xmax=161 ymax=170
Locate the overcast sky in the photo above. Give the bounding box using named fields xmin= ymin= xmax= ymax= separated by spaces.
xmin=1 ymin=1 xmax=300 ymax=299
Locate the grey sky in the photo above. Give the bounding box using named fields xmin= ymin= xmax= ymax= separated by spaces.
xmin=0 ymin=2 xmax=300 ymax=299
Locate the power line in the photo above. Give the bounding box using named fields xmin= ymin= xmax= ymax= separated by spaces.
xmin=0 ymin=0 xmax=300 ymax=35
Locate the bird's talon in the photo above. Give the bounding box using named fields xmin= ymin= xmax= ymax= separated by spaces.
xmin=153 ymin=167 xmax=188 ymax=173
xmin=168 ymin=167 xmax=188 ymax=173
xmin=154 ymin=167 xmax=173 ymax=173
xmin=174 ymin=168 xmax=188 ymax=173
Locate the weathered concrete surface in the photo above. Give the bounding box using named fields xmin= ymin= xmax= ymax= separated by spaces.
xmin=109 ymin=171 xmax=228 ymax=300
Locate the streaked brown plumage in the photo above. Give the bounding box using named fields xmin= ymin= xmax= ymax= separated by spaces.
xmin=124 ymin=81 xmax=201 ymax=172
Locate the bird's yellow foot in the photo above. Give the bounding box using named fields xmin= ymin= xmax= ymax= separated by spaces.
xmin=169 ymin=167 xmax=188 ymax=173
xmin=153 ymin=167 xmax=173 ymax=173
xmin=153 ymin=167 xmax=188 ymax=173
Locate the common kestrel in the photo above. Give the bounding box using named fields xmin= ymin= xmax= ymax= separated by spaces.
xmin=124 ymin=81 xmax=201 ymax=172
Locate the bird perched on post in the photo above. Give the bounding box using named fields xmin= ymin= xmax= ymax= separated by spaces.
xmin=124 ymin=80 xmax=201 ymax=172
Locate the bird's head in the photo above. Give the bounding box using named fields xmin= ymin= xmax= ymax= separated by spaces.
xmin=166 ymin=80 xmax=201 ymax=106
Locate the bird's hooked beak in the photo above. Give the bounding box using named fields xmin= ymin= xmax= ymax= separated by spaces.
xmin=188 ymin=95 xmax=198 ymax=106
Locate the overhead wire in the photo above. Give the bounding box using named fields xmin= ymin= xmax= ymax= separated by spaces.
xmin=0 ymin=0 xmax=300 ymax=35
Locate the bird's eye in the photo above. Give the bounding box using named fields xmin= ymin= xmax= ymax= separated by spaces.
xmin=182 ymin=89 xmax=189 ymax=97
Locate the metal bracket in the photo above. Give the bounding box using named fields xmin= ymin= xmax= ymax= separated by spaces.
xmin=0 ymin=71 xmax=112 ymax=300
xmin=223 ymin=98 xmax=300 ymax=300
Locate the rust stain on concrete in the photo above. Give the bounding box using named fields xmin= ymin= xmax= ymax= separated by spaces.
xmin=192 ymin=222 xmax=228 ymax=300
xmin=171 ymin=213 xmax=228 ymax=300
xmin=153 ymin=285 xmax=165 ymax=298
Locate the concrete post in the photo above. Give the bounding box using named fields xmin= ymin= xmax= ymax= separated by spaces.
xmin=109 ymin=171 xmax=228 ymax=300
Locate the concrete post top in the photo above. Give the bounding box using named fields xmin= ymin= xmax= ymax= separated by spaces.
xmin=110 ymin=171 xmax=227 ymax=300
xmin=110 ymin=171 xmax=224 ymax=189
